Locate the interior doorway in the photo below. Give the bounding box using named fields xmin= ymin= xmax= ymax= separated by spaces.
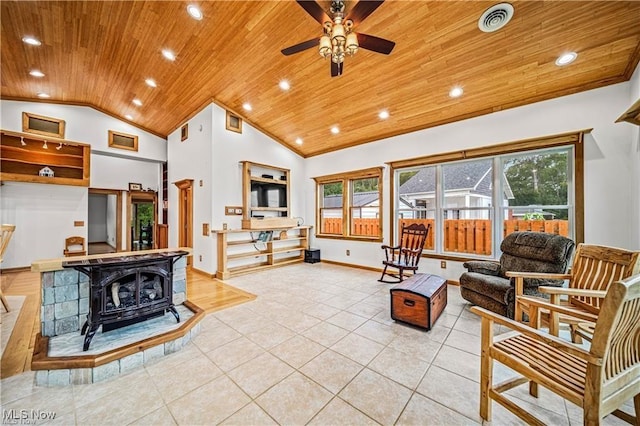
xmin=127 ymin=191 xmax=158 ymax=251
xmin=88 ymin=189 xmax=122 ymax=255
xmin=174 ymin=179 xmax=193 ymax=266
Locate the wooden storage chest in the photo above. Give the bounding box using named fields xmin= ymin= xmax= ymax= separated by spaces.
xmin=390 ymin=274 xmax=447 ymax=330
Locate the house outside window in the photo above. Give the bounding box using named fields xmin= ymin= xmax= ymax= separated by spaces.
xmin=314 ymin=167 xmax=383 ymax=241
xmin=389 ymin=131 xmax=584 ymax=260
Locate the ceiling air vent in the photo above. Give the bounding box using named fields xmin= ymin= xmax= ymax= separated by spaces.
xmin=478 ymin=3 xmax=514 ymax=33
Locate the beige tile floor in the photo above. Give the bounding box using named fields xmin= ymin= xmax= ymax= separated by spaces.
xmin=0 ymin=263 xmax=634 ymax=425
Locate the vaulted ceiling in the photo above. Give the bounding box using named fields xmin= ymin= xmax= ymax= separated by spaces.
xmin=2 ymin=1 xmax=639 ymax=157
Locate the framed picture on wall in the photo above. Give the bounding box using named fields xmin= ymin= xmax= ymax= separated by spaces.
xmin=129 ymin=182 xmax=142 ymax=191
xmin=225 ymin=110 xmax=242 ymax=134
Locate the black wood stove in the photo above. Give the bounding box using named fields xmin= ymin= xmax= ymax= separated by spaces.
xmin=63 ymin=251 xmax=188 ymax=351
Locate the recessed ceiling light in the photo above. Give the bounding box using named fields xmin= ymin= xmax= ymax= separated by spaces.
xmin=279 ymin=80 xmax=291 ymax=91
xmin=187 ymin=5 xmax=203 ymax=20
xmin=22 ymin=36 xmax=41 ymax=46
xmin=133 ymin=99 xmax=143 ymax=106
xmin=145 ymin=78 xmax=157 ymax=88
xmin=378 ymin=110 xmax=390 ymax=120
xmin=29 ymin=70 xmax=45 ymax=78
xmin=37 ymin=92 xmax=50 ymax=98
xmin=555 ymin=52 xmax=577 ymax=66
xmin=331 ymin=126 xmax=340 ymax=134
xmin=449 ymin=86 xmax=464 ymax=98
xmin=243 ymin=103 xmax=252 ymax=111
xmin=295 ymin=137 xmax=303 ymax=145
xmin=125 ymin=114 xmax=133 ymax=120
xmin=162 ymin=49 xmax=176 ymax=61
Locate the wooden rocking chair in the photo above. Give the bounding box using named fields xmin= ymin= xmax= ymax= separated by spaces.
xmin=0 ymin=224 xmax=16 ymax=312
xmin=379 ymin=223 xmax=430 ymax=283
xmin=473 ymin=273 xmax=640 ymax=425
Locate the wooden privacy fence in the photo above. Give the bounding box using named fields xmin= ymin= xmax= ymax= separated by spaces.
xmin=322 ymin=218 xmax=569 ymax=255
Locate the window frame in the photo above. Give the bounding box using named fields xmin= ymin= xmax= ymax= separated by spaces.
xmin=313 ymin=167 xmax=384 ymax=241
xmin=388 ymin=130 xmax=587 ymax=261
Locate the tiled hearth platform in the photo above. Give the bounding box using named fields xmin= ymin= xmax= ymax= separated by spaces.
xmin=30 ymin=250 xmax=203 ymax=386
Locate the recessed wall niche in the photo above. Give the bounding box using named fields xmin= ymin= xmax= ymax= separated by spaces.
xmin=108 ymin=130 xmax=138 ymax=151
xmin=22 ymin=112 xmax=66 ymax=139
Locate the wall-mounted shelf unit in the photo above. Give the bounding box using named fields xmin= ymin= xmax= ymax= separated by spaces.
xmin=0 ymin=129 xmax=91 ymax=186
xmin=214 ymin=226 xmax=311 ymax=279
xmin=241 ymin=161 xmax=297 ymax=229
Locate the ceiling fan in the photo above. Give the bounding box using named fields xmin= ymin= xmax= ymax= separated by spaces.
xmin=281 ymin=0 xmax=396 ymax=77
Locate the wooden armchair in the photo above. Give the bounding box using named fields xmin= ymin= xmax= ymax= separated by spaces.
xmin=378 ymin=223 xmax=430 ymax=283
xmin=0 ymin=224 xmax=16 ymax=312
xmin=472 ymin=273 xmax=640 ymax=425
xmin=513 ymin=244 xmax=640 ymax=340
xmin=63 ymin=236 xmax=86 ymax=257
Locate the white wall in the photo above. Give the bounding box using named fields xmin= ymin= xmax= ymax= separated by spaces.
xmin=167 ymin=105 xmax=214 ymax=272
xmin=167 ymin=103 xmax=306 ymax=275
xmin=0 ymin=183 xmax=88 ymax=268
xmin=305 ymin=80 xmax=640 ymax=281
xmin=628 ymin=64 xmax=640 ymax=250
xmin=88 ymin=194 xmax=107 ymax=243
xmin=0 ymin=100 xmax=167 ymax=267
xmin=1 ymin=101 xmax=166 ymax=161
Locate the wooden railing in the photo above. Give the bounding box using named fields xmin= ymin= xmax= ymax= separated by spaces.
xmin=321 ymin=218 xmax=569 ymax=255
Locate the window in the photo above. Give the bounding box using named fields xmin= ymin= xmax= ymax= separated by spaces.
xmin=109 ymin=130 xmax=138 ymax=152
xmin=389 ymin=131 xmax=585 ymax=259
xmin=314 ymin=167 xmax=383 ymax=240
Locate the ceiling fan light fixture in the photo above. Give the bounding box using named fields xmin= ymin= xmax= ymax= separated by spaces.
xmin=331 ymin=22 xmax=346 ymax=42
xmin=346 ymin=32 xmax=358 ymax=55
xmin=319 ymin=35 xmax=332 ymax=58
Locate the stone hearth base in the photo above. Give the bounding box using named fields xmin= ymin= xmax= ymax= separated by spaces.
xmin=32 ymin=301 xmax=203 ymax=387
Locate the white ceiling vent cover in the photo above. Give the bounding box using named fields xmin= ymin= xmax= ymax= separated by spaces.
xmin=478 ymin=3 xmax=514 ymax=33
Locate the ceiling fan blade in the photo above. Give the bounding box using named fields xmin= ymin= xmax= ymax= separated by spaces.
xmin=346 ymin=0 xmax=385 ymax=26
xmin=296 ymin=0 xmax=330 ymax=24
xmin=356 ymin=33 xmax=395 ymax=55
xmin=281 ymin=38 xmax=320 ymax=56
xmin=331 ymin=61 xmax=343 ymax=77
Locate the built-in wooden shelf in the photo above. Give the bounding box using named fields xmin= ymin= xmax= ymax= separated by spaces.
xmin=0 ymin=129 xmax=91 ymax=187
xmin=214 ymin=226 xmax=311 ymax=279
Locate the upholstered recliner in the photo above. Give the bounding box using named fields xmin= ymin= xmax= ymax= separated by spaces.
xmin=459 ymin=231 xmax=575 ymax=319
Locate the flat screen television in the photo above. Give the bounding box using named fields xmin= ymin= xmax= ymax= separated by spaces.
xmin=251 ymin=181 xmax=287 ymax=209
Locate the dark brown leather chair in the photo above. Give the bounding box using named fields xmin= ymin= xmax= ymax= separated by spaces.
xmin=459 ymin=231 xmax=575 ymax=319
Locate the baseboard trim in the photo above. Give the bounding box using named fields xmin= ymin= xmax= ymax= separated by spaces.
xmin=321 ymin=259 xmax=382 ymax=273
xmin=190 ymin=267 xmax=215 ymax=279
xmin=316 ymin=260 xmax=459 ymax=286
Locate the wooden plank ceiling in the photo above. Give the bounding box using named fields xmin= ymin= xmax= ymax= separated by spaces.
xmin=2 ymin=1 xmax=639 ymax=157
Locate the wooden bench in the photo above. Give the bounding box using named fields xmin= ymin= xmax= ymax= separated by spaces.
xmin=390 ymin=273 xmax=447 ymax=330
